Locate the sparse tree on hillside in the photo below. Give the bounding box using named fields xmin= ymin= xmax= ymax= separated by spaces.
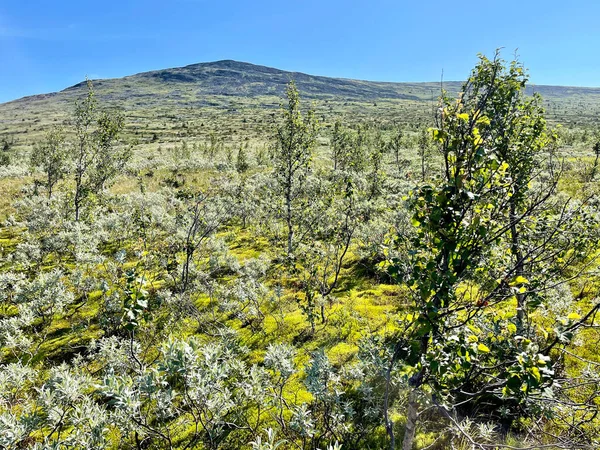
xmin=72 ymin=80 xmax=97 ymax=221
xmin=589 ymin=138 xmax=600 ymax=181
xmin=0 ymin=138 xmax=12 ymax=166
xmin=72 ymin=80 xmax=128 ymax=221
xmin=416 ymin=127 xmax=432 ymax=182
xmin=272 ymin=80 xmax=319 ymax=258
xmin=236 ymin=143 xmax=250 ymax=174
xmin=30 ymin=126 xmax=69 ymax=198
xmin=296 ymin=173 xmax=362 ymax=330
xmin=387 ymin=126 xmax=408 ymax=175
xmin=366 ymin=128 xmax=386 ymax=200
xmin=179 ymin=192 xmax=230 ymax=293
xmin=331 ymin=121 xmax=350 ymax=171
xmin=90 ymin=112 xmax=129 ymax=191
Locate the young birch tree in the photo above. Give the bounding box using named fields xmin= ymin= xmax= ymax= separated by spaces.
xmin=72 ymin=80 xmax=128 ymax=221
xmin=272 ymin=81 xmax=319 ymax=258
xmin=30 ymin=126 xmax=69 ymax=198
xmin=385 ymin=53 xmax=600 ymax=450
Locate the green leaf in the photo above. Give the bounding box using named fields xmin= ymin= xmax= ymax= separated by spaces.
xmin=477 ymin=343 xmax=490 ymax=353
xmin=476 ymin=115 xmax=491 ymax=125
xmin=511 ymin=276 xmax=529 ymax=286
xmin=530 ymin=366 xmax=541 ymax=383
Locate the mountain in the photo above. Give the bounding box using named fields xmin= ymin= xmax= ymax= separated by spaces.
xmin=8 ymin=59 xmax=600 ymax=106
xmin=1 ymin=60 xmax=599 ymax=149
xmin=64 ymin=59 xmax=429 ymax=101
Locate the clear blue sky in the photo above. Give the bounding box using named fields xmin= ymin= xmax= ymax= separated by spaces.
xmin=1 ymin=0 xmax=599 ymax=103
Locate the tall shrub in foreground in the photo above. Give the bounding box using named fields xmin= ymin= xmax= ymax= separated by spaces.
xmin=386 ymin=53 xmax=600 ymax=450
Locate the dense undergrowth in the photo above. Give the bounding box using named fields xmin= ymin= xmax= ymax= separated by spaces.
xmin=0 ymin=54 xmax=600 ymax=450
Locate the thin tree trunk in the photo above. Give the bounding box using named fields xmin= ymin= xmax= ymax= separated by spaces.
xmin=286 ymin=183 xmax=293 ymax=257
xmin=402 ymin=389 xmax=419 ymax=450
xmin=510 ymin=199 xmax=525 ymax=332
xmin=400 ymin=333 xmax=428 ymax=450
xmin=590 ymin=151 xmax=599 ymax=181
xmin=384 ymin=357 xmax=396 ymax=449
xmin=74 ymin=181 xmax=81 ymax=221
xmin=74 ymin=156 xmax=84 ymax=221
xmin=47 ymin=172 xmax=54 ymax=199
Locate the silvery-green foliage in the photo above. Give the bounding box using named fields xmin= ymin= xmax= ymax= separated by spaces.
xmin=44 ymin=220 xmax=104 ymax=265
xmin=1 ymin=271 xmax=72 ymax=354
xmin=14 ymin=269 xmax=74 ymax=324
xmin=247 ymin=172 xmax=277 ymax=230
xmin=0 ymin=164 xmax=28 ymax=178
xmin=88 ymin=336 xmax=139 ymax=375
xmin=100 ymin=336 xmax=254 ymax=449
xmin=10 ymin=240 xmax=44 ymax=272
xmin=233 ymin=174 xmax=262 ymax=228
xmin=353 ymin=335 xmax=391 ymax=379
xmin=263 ymin=343 xmax=302 ymax=443
xmin=0 ymin=363 xmax=37 ymax=409
xmin=303 ymin=350 xmax=350 ymax=443
xmin=97 ymin=290 xmax=123 ymax=336
xmin=346 ymin=338 xmax=389 ymax=422
xmin=323 ymin=443 xmax=342 ymax=450
xmin=0 ymin=311 xmax=34 ymax=354
xmin=0 ymin=410 xmax=39 ymax=449
xmin=242 ymin=255 xmax=270 ymax=279
xmin=173 ymin=189 xmax=232 ymax=292
xmin=239 ymin=364 xmax=270 ymax=419
xmin=10 ymin=194 xmax=71 ymax=258
xmin=353 ymin=212 xmax=395 ymax=264
xmin=38 ymin=364 xmax=90 ymax=421
xmin=303 ymin=340 xmax=385 ymax=446
xmin=96 ymin=191 xmax=178 ymax=247
xmin=289 ymin=403 xmax=315 ymax=438
xmin=543 ymin=281 xmax=574 ymax=318
xmin=0 ymin=363 xmax=39 ymax=445
xmin=99 ymin=369 xmax=142 ymax=418
xmin=12 ymin=194 xmax=67 ymax=235
xmin=59 ymin=396 xmax=111 ymax=449
xmin=342 ymin=166 xmax=412 ymax=266
xmin=69 ymin=268 xmax=97 ymax=299
xmin=159 ymin=339 xmax=244 ymax=427
xmin=0 ymin=272 xmax=25 ymax=303
xmin=8 ymin=364 xmax=113 ymax=450
xmin=475 ymin=422 xmax=498 ymax=443
xmin=219 ymin=256 xmax=270 ymax=326
xmin=206 ymin=237 xmax=240 ymax=275
xmin=251 ymin=428 xmax=287 ymax=450
xmin=30 ymin=126 xmax=70 ymax=199
xmin=264 ymin=343 xmax=296 ymax=380
xmin=10 ymin=193 xmax=105 ymax=266
xmin=305 ymin=350 xmax=341 ymax=400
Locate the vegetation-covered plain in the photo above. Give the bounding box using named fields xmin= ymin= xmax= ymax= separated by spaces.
xmin=0 ymin=53 xmax=600 ymax=449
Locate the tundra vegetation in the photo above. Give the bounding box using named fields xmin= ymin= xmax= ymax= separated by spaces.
xmin=0 ymin=53 xmax=600 ymax=450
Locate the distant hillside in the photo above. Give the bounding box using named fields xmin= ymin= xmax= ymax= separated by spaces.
xmin=5 ymin=59 xmax=600 ymax=106
xmin=64 ymin=60 xmax=429 ymax=101
xmin=1 ymin=60 xmax=599 ymax=152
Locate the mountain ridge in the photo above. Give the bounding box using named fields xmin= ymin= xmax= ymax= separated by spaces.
xmin=1 ymin=59 xmax=600 ymax=142
xmin=4 ymin=59 xmax=600 ymax=108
